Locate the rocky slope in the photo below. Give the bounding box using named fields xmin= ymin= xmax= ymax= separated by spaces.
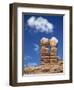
xmin=24 ymin=59 xmax=63 ymax=74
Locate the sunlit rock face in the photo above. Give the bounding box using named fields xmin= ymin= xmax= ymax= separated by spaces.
xmin=49 ymin=37 xmax=58 ymax=47
xmin=40 ymin=37 xmax=49 ymax=46
xmin=40 ymin=46 xmax=49 ymax=54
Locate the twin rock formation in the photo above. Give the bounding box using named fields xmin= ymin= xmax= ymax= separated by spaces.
xmin=24 ymin=37 xmax=63 ymax=74
xmin=41 ymin=37 xmax=58 ymax=64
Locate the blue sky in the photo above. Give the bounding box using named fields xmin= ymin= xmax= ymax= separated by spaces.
xmin=23 ymin=13 xmax=63 ymax=67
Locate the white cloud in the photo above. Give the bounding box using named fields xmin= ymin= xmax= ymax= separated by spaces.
xmin=34 ymin=44 xmax=39 ymax=52
xmin=27 ymin=16 xmax=53 ymax=33
xmin=27 ymin=16 xmax=35 ymax=27
xmin=50 ymin=37 xmax=58 ymax=43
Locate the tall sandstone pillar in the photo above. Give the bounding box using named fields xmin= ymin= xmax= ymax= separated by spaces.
xmin=49 ymin=37 xmax=58 ymax=63
xmin=40 ymin=37 xmax=50 ymax=65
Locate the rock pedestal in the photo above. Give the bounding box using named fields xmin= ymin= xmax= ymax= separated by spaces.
xmin=40 ymin=38 xmax=49 ymax=64
xmin=40 ymin=46 xmax=50 ymax=64
xmin=49 ymin=47 xmax=58 ymax=63
xmin=49 ymin=37 xmax=58 ymax=63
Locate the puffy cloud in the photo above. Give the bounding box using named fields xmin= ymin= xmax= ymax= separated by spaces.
xmin=27 ymin=16 xmax=35 ymax=27
xmin=50 ymin=37 xmax=58 ymax=43
xmin=27 ymin=16 xmax=53 ymax=33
